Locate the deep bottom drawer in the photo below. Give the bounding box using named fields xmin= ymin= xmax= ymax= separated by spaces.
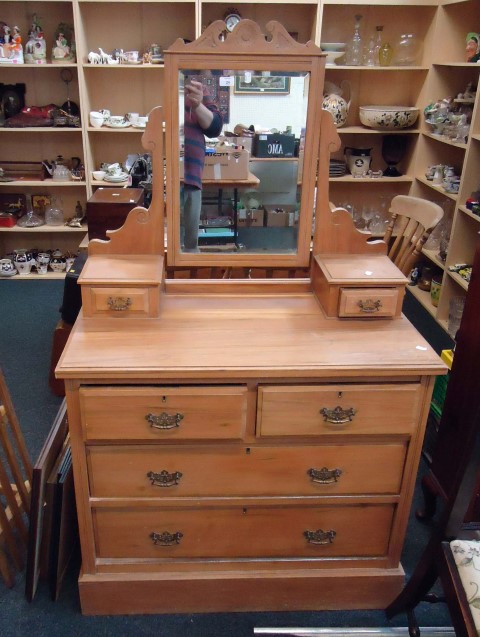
xmin=93 ymin=504 xmax=395 ymax=559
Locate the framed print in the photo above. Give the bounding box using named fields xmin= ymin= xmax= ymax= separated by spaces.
xmin=234 ymin=75 xmax=290 ymax=94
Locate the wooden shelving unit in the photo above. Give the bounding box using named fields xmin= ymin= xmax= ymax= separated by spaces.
xmin=0 ymin=0 xmax=478 ymax=319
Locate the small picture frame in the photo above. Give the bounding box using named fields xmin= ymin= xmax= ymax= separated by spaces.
xmin=234 ymin=74 xmax=291 ymax=95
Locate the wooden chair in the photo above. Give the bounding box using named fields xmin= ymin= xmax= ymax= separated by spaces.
xmin=384 ymin=195 xmax=444 ymax=275
xmin=386 ymin=234 xmax=480 ymax=636
xmin=0 ymin=368 xmax=32 ymax=587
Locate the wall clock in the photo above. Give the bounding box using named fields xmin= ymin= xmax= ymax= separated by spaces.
xmin=224 ymin=9 xmax=242 ymax=32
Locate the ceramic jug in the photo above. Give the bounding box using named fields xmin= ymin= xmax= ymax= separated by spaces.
xmin=344 ymin=146 xmax=373 ymax=177
xmin=322 ymin=80 xmax=351 ymax=128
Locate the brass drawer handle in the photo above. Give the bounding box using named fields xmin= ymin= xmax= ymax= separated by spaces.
xmin=146 ymin=412 xmax=184 ymax=430
xmin=357 ymin=298 xmax=382 ymax=313
xmin=147 ymin=470 xmax=183 ymax=487
xmin=319 ymin=406 xmax=356 ymax=424
xmin=304 ymin=529 xmax=336 ymax=545
xmin=107 ymin=296 xmax=132 ymax=311
xmin=308 ymin=467 xmax=342 ymax=484
xmin=150 ymin=531 xmax=183 ymax=546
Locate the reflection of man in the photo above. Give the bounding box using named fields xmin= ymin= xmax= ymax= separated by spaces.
xmin=183 ymin=78 xmax=223 ymax=251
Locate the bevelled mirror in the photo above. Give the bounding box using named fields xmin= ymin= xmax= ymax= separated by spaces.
xmin=164 ymin=20 xmax=327 ymax=267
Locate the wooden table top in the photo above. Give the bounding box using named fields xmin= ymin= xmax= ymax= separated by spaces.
xmin=56 ymin=291 xmax=446 ymax=381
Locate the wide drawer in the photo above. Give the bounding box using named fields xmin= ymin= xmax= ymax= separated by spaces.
xmin=257 ymin=383 xmax=422 ymax=437
xmin=93 ymin=504 xmax=395 ymax=559
xmin=87 ymin=443 xmax=406 ymax=498
xmin=80 ymin=386 xmax=247 ymax=441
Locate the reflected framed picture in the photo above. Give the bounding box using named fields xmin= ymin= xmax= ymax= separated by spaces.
xmin=234 ymin=75 xmax=290 ymax=94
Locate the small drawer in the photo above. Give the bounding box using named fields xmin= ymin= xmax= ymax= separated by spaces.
xmin=257 ymin=383 xmax=422 ymax=437
xmin=339 ymin=287 xmax=400 ymax=318
xmin=93 ymin=503 xmax=395 ymax=559
xmin=81 ymin=285 xmax=159 ymax=318
xmin=87 ymin=442 xmax=407 ymax=498
xmin=80 ymin=386 xmax=247 ymax=441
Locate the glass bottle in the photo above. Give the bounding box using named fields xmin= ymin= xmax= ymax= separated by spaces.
xmin=345 ymin=14 xmax=363 ymax=66
xmin=45 ymin=196 xmax=65 ymax=226
xmin=373 ymin=26 xmax=384 ymax=66
xmin=379 ymin=40 xmax=393 ymax=67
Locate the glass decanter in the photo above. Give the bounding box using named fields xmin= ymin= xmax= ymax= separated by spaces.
xmin=45 ymin=196 xmax=65 ymax=226
xmin=345 ymin=14 xmax=363 ymax=66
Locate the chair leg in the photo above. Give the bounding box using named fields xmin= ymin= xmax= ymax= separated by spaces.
xmin=416 ymin=472 xmax=440 ymax=522
xmin=407 ymin=609 xmax=421 ymax=637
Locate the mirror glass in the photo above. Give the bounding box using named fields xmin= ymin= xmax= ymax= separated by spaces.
xmin=178 ymin=68 xmax=309 ymax=255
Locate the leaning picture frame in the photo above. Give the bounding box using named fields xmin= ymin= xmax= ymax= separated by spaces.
xmin=234 ymin=74 xmax=291 ymax=94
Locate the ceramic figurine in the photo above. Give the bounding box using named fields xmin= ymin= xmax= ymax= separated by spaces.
xmin=465 ymin=32 xmax=480 ymax=63
xmin=25 ymin=15 xmax=47 ymax=64
xmin=0 ymin=23 xmax=24 ymax=63
xmin=52 ymin=24 xmax=75 ymax=63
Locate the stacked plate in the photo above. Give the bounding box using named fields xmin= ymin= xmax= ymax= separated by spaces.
xmin=329 ymin=159 xmax=347 ymax=177
xmin=104 ymin=172 xmax=129 ymax=183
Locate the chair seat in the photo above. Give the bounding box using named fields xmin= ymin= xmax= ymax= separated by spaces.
xmin=449 ymin=539 xmax=480 ymax=631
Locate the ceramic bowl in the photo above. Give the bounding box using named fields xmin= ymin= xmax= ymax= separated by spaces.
xmin=325 ymin=51 xmax=345 ymax=66
xmin=92 ymin=170 xmax=106 ymax=181
xmin=321 ymin=42 xmax=346 ymax=52
xmin=359 ymin=105 xmax=420 ymax=130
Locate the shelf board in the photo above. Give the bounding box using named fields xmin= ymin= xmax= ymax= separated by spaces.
xmin=416 ymin=176 xmax=459 ymax=201
xmin=4 ymin=62 xmax=78 ymax=68
xmin=448 ymin=270 xmax=469 ymax=291
xmin=0 ymin=180 xmax=86 ymax=187
xmin=472 ymin=134 xmax=480 ymax=142
xmin=458 ymin=205 xmax=480 ymax=223
xmin=87 ymin=126 xmax=145 ymax=133
xmin=0 ymin=272 xmax=68 ymax=281
xmin=406 ymin=285 xmax=438 ymax=318
xmin=323 ymin=0 xmax=439 ymax=4
xmin=0 ymin=127 xmax=81 ymax=133
xmin=82 ymin=63 xmax=164 ymax=70
xmin=432 ymin=62 xmax=480 ymax=68
xmin=422 ymin=248 xmax=445 ymax=270
xmin=326 ymin=64 xmax=429 ymax=71
xmin=0 ymin=225 xmax=87 ymax=234
xmin=330 ymin=175 xmax=413 ymax=183
xmin=422 ymin=132 xmax=468 ymax=149
xmin=337 ymin=126 xmax=419 ymax=134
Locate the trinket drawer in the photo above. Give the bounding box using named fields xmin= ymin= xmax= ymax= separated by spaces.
xmin=56 ymin=292 xmax=445 ymax=615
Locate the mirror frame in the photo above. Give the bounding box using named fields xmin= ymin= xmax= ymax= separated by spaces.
xmin=164 ymin=20 xmax=326 ymax=268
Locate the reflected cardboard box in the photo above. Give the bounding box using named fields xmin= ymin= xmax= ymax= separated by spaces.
xmin=264 ymin=205 xmax=297 ymax=227
xmin=237 ymin=208 xmax=265 ymax=227
xmin=253 ymin=133 xmax=296 ymax=158
xmin=180 ymin=148 xmax=249 ymax=181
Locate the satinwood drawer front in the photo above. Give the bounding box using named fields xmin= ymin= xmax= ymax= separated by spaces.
xmin=80 ymin=386 xmax=247 ymax=441
xmin=87 ymin=443 xmax=406 ymax=498
xmin=83 ymin=286 xmax=158 ymax=318
xmin=93 ymin=504 xmax=395 ymax=559
xmin=338 ymin=288 xmax=399 ymax=318
xmin=257 ymin=384 xmax=421 ymax=437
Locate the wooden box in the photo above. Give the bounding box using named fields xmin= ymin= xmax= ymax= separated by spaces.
xmin=312 ymin=254 xmax=408 ymax=319
xmin=86 ymin=188 xmax=144 ymax=241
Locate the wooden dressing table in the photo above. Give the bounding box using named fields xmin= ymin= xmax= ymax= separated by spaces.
xmin=56 ymin=20 xmax=445 ymax=615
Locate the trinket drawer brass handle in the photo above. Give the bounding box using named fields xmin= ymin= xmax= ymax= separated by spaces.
xmin=319 ymin=406 xmax=356 ymax=424
xmin=147 ymin=470 xmax=183 ymax=487
xmin=307 ymin=467 xmax=342 ymax=484
xmin=304 ymin=529 xmax=336 ymax=545
xmin=107 ymin=296 xmax=132 ymax=311
xmin=357 ymin=298 xmax=382 ymax=313
xmin=145 ymin=412 xmax=184 ymax=430
xmin=150 ymin=531 xmax=183 ymax=546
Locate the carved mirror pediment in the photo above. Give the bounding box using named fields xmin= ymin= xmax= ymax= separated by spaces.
xmin=164 ymin=20 xmax=327 ymax=268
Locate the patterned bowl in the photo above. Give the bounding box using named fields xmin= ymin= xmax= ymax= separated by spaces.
xmin=359 ymin=105 xmax=419 ymax=130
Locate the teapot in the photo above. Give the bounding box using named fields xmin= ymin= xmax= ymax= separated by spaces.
xmin=344 ymin=146 xmax=372 ymax=177
xmin=322 ymin=80 xmax=351 ymax=128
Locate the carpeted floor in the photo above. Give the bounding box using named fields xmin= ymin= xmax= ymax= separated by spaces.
xmin=0 ymin=279 xmax=452 ymax=637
